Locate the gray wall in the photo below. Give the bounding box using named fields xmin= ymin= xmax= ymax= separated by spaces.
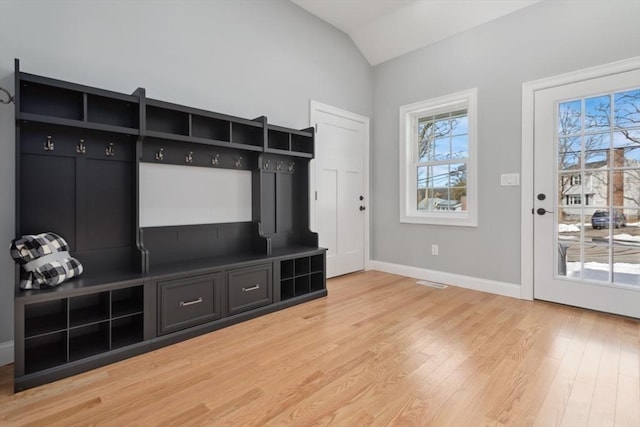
xmin=371 ymin=0 xmax=640 ymax=284
xmin=0 ymin=0 xmax=371 ymax=348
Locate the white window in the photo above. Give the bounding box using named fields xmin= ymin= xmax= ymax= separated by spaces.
xmin=566 ymin=194 xmax=581 ymax=205
xmin=570 ymin=174 xmax=581 ymax=185
xmin=399 ymin=88 xmax=478 ymax=226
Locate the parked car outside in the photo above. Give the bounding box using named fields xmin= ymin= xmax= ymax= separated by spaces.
xmin=591 ymin=210 xmax=627 ymax=229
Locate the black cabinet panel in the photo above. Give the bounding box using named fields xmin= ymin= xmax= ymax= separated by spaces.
xmin=143 ymin=223 xmax=258 ymax=269
xmin=20 ymin=125 xmax=79 ymax=157
xmin=83 ymin=159 xmax=133 ymax=249
xmin=20 ymin=154 xmax=76 ymax=247
xmin=262 ymin=172 xmax=276 ymax=235
xmin=276 ymin=174 xmax=293 ymax=233
xmin=158 ymin=273 xmax=222 ymax=334
xmin=227 ymin=264 xmax=272 ymax=316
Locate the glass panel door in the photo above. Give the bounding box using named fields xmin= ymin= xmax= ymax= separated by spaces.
xmin=533 ymin=67 xmax=640 ymax=318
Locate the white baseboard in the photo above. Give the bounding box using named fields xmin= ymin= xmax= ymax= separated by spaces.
xmin=368 ymin=260 xmax=522 ymax=299
xmin=0 ymin=340 xmax=14 ymax=366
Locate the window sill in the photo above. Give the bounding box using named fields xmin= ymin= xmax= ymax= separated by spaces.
xmin=400 ymin=213 xmax=477 ymax=227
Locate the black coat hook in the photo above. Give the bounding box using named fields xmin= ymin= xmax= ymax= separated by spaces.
xmin=0 ymin=86 xmax=14 ymax=104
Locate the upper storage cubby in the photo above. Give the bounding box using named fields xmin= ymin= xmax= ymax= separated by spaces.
xmin=144 ymin=99 xmax=264 ymax=151
xmin=231 ymin=121 xmax=263 ymax=148
xmin=86 ymin=94 xmax=139 ymax=129
xmin=20 ymin=81 xmax=83 ymax=121
xmin=191 ymin=114 xmax=230 ymax=141
xmin=266 ymin=125 xmax=314 ymax=158
xmin=17 ymin=71 xmax=140 ymax=135
xmin=146 ymin=103 xmax=189 ymax=136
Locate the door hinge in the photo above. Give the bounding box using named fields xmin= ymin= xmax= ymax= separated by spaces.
xmin=315 ymin=123 xmax=318 ymax=133
xmin=315 ymin=191 xmax=318 ymax=201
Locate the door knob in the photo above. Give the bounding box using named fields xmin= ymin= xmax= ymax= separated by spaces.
xmin=536 ymin=208 xmax=553 ymax=215
xmin=359 ymin=195 xmax=364 ymax=201
xmin=359 ymin=206 xmax=366 ymax=211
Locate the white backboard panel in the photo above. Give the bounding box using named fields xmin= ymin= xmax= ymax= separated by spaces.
xmin=140 ymin=163 xmax=252 ymax=227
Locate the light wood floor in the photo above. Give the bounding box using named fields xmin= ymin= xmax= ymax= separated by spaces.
xmin=1 ymin=271 xmax=639 ymax=426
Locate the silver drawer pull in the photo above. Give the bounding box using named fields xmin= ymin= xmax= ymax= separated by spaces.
xmin=242 ymin=284 xmax=260 ymax=292
xmin=180 ymin=297 xmax=203 ymax=307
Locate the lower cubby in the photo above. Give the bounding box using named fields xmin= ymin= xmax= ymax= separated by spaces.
xmin=112 ymin=286 xmax=144 ymax=317
xmin=24 ymin=331 xmax=67 ymax=374
xmin=281 ymin=259 xmax=294 ymax=280
xmin=24 ymin=299 xmax=67 ymax=337
xmin=311 ymin=272 xmax=324 ymax=292
xmin=112 ymin=314 xmax=144 ymax=349
xmin=69 ymin=322 xmax=110 ymax=361
xmin=281 ymin=278 xmax=294 ymax=300
xmin=69 ymin=292 xmax=110 ymax=327
xmin=295 ymin=257 xmax=310 ymax=275
xmin=19 ymin=283 xmax=145 ymax=377
xmin=295 ymin=276 xmax=310 ymax=295
xmin=279 ymin=252 xmax=325 ymax=301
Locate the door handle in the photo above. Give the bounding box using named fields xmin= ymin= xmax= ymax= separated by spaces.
xmin=536 ymin=208 xmax=553 ymax=215
xmin=359 ymin=206 xmax=366 ymax=211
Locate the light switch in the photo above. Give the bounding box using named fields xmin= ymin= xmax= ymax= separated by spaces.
xmin=500 ymin=173 xmax=520 ymax=186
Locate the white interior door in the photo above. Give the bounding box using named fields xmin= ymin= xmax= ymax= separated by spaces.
xmin=533 ymin=68 xmax=640 ymax=318
xmin=311 ymin=101 xmax=368 ymax=278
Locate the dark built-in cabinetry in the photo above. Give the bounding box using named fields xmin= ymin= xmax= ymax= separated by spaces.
xmin=13 ymin=60 xmax=327 ymax=392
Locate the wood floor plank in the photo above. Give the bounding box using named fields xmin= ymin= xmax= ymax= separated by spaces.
xmin=0 ymin=271 xmax=638 ymax=426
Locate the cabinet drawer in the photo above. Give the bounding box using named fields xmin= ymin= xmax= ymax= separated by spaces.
xmin=227 ymin=264 xmax=272 ymax=316
xmin=158 ymin=272 xmax=221 ymax=335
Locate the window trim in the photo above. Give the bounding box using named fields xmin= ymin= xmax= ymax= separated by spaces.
xmin=399 ymin=88 xmax=478 ymax=226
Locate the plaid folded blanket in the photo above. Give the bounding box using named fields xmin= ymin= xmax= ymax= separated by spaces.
xmin=10 ymin=232 xmax=83 ymax=289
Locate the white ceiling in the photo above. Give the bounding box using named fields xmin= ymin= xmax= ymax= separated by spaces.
xmin=290 ymin=0 xmax=543 ymax=65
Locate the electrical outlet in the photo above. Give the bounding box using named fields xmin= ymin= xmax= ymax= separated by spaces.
xmin=431 ymin=244 xmax=439 ymax=256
